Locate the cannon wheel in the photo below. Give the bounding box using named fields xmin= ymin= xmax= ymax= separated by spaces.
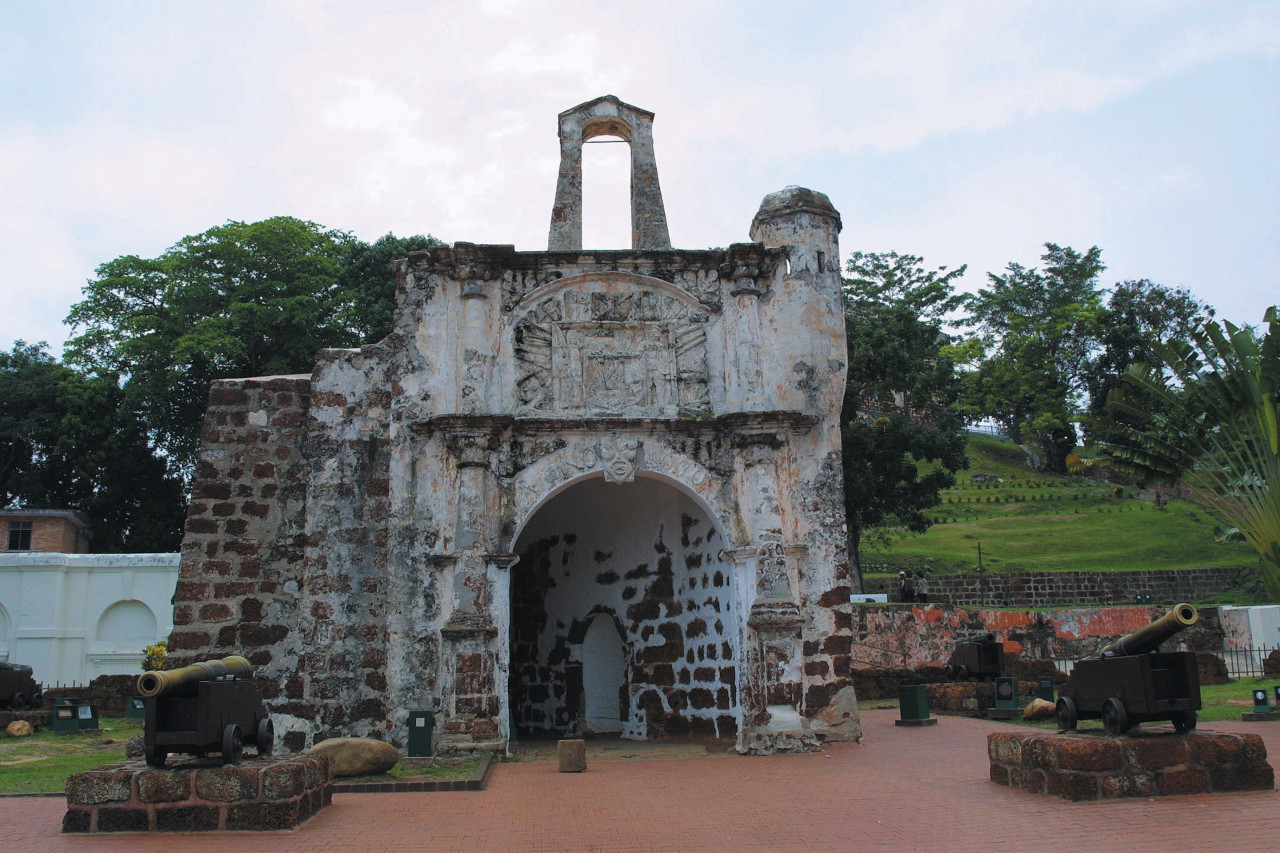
xmin=222 ymin=724 xmax=244 ymax=765
xmin=1102 ymin=698 xmax=1130 ymax=737
xmin=256 ymin=717 xmax=275 ymax=757
xmin=1055 ymin=696 xmax=1078 ymax=732
xmin=955 ymin=665 xmax=969 ymax=681
xmin=1171 ymin=710 xmax=1197 ymax=733
xmin=144 ymin=743 xmax=168 ymax=768
xmin=10 ymin=692 xmax=26 ymax=711
xmin=29 ymin=691 xmax=41 ymax=710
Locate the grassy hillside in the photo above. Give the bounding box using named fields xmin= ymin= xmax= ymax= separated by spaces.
xmin=870 ymin=435 xmax=1259 ymax=577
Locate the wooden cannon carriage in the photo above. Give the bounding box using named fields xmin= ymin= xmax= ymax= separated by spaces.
xmin=138 ymin=655 xmax=274 ymax=767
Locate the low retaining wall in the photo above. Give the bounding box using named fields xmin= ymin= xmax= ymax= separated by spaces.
xmin=62 ymin=754 xmax=332 ymax=833
xmin=869 ymin=567 xmax=1245 ymax=609
xmin=850 ymin=604 xmax=1223 ymax=671
xmin=44 ymin=674 xmax=139 ymax=717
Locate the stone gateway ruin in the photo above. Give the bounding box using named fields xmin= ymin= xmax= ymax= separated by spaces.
xmin=167 ymin=96 xmax=860 ymax=755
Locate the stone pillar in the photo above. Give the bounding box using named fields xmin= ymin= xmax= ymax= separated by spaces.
xmin=452 ymin=246 xmax=499 ymax=415
xmin=548 ymin=95 xmax=671 ymax=251
xmin=727 ymin=281 xmax=764 ymax=406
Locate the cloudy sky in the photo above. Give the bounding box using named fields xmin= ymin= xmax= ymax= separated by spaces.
xmin=2 ymin=0 xmax=1277 ymax=352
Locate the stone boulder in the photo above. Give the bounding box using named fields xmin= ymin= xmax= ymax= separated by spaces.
xmin=6 ymin=720 xmax=33 ymax=737
xmin=308 ymin=737 xmax=399 ymax=777
xmin=125 ymin=733 xmax=145 ymax=757
xmin=1022 ymin=698 xmax=1056 ymax=721
xmin=1264 ymin=649 xmax=1280 ymax=678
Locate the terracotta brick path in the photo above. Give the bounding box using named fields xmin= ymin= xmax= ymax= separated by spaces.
xmin=4 ymin=709 xmax=1278 ymax=851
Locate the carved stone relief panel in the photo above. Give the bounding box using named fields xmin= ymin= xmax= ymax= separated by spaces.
xmin=514 ymin=287 xmax=710 ymax=417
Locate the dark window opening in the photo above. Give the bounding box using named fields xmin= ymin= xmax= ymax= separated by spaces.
xmin=7 ymin=521 xmax=32 ymax=551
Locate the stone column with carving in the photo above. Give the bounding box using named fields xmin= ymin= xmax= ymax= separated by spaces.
xmin=720 ymin=245 xmax=774 ymax=410
xmin=434 ymin=417 xmax=513 ymax=749
xmin=453 ymin=249 xmax=499 ymax=415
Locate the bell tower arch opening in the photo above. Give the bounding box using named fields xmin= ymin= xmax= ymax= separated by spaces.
xmin=548 ymin=95 xmax=671 ymax=252
xmin=508 ymin=473 xmax=738 ymax=743
xmin=581 ymin=130 xmax=632 ymax=250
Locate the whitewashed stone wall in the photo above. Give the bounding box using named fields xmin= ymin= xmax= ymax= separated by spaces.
xmin=0 ymin=553 xmax=179 ymax=685
xmin=168 ymin=98 xmax=857 ymax=755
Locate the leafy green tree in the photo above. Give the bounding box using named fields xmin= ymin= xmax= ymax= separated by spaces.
xmin=963 ymin=244 xmax=1105 ymax=474
xmin=842 ymin=253 xmax=970 ymax=590
xmin=1093 ymin=308 xmax=1280 ymax=599
xmin=843 ymin=250 xmax=967 ymax=323
xmin=1085 ymin=280 xmax=1213 ymax=435
xmin=0 ymin=342 xmax=186 ymax=552
xmin=341 ymin=232 xmax=443 ymax=344
xmin=65 ymin=217 xmax=364 ymax=474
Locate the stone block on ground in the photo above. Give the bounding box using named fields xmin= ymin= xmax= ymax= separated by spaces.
xmin=558 ymin=738 xmax=587 ymax=772
xmin=309 ymin=737 xmax=400 ymax=777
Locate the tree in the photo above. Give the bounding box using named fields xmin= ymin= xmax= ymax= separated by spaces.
xmin=341 ymin=232 xmax=443 ymax=344
xmin=65 ymin=217 xmax=365 ymax=474
xmin=1083 ymin=279 xmax=1213 ymax=446
xmin=1093 ymin=308 xmax=1280 ymax=599
xmin=0 ymin=342 xmax=186 ymax=552
xmin=963 ymin=243 xmax=1104 ymax=473
xmin=842 ymin=253 xmax=970 ymax=590
xmin=843 ymin=250 xmax=967 ymax=323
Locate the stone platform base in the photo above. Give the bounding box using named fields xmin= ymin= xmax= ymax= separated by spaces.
xmin=62 ymin=754 xmax=333 ymax=833
xmin=986 ymin=708 xmax=1022 ymax=720
xmin=1243 ymin=711 xmax=1280 ymax=722
xmin=989 ymin=729 xmax=1273 ymax=801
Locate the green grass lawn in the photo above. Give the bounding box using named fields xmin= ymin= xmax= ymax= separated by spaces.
xmin=0 ymin=716 xmax=481 ymax=793
xmin=871 ymin=435 xmax=1259 ymax=577
xmin=0 ymin=717 xmax=140 ymax=794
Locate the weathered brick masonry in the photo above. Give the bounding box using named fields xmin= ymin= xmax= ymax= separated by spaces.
xmin=165 ymin=97 xmax=860 ymax=755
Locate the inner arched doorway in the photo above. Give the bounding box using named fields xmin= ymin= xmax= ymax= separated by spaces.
xmin=508 ymin=474 xmax=738 ymax=741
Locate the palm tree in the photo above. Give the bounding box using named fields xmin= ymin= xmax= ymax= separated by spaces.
xmin=1092 ymin=307 xmax=1280 ymax=599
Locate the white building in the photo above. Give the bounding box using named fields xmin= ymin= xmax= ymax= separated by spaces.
xmin=0 ymin=553 xmax=180 ymax=686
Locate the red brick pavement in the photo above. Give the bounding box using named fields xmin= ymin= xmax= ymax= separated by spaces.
xmin=3 ymin=709 xmax=1278 ymax=852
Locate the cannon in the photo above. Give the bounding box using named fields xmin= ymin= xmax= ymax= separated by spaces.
xmin=944 ymin=632 xmax=1004 ymax=680
xmin=0 ymin=662 xmax=42 ymax=711
xmin=138 ymin=655 xmax=274 ymax=768
xmin=1056 ymin=603 xmax=1201 ymax=736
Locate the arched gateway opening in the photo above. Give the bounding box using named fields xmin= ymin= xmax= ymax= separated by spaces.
xmin=508 ymin=474 xmax=738 ymax=742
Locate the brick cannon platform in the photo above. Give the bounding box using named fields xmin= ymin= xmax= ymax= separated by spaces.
xmin=988 ymin=728 xmax=1273 ymax=801
xmin=62 ymin=754 xmax=332 ymax=833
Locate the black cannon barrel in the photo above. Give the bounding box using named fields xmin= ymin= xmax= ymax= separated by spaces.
xmin=1101 ymin=603 xmax=1198 ymax=658
xmin=137 ymin=655 xmax=253 ymax=698
xmin=956 ymin=632 xmax=997 ymax=645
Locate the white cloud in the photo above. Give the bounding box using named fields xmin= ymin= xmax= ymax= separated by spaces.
xmin=0 ymin=0 xmax=1277 ymax=354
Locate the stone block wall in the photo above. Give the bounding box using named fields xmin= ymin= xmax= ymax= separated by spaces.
xmin=988 ymin=730 xmax=1274 ymax=800
xmin=849 ymin=604 xmax=1224 ymax=671
xmin=44 ymin=674 xmax=138 ymax=717
xmin=871 ymin=567 xmax=1245 ymax=609
xmin=166 ymin=376 xmax=313 ymax=750
xmin=62 ymin=754 xmax=333 ymax=832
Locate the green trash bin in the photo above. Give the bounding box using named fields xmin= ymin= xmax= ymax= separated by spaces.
xmin=50 ymin=698 xmax=99 ymax=733
xmin=1037 ymin=677 xmax=1055 ymax=703
xmin=407 ymin=710 xmax=435 ymax=757
xmin=896 ymin=684 xmax=936 ymax=726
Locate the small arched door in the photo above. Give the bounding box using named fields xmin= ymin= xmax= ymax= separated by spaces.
xmin=581 ymin=614 xmax=625 ymax=733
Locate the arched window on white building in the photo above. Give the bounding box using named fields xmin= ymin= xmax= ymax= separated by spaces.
xmin=86 ymin=600 xmax=157 ymax=679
